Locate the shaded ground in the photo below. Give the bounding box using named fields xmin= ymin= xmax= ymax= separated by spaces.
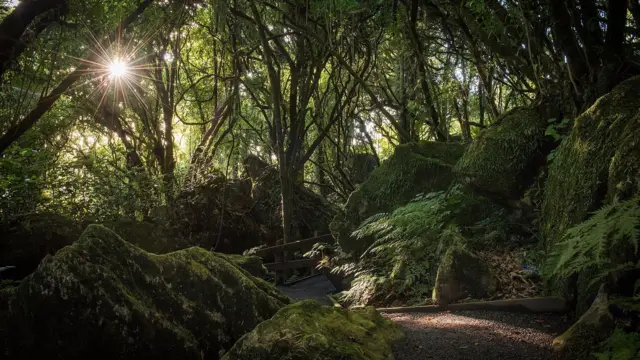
xmin=383 ymin=310 xmax=571 ymax=360
xmin=277 ymin=274 xmax=336 ymax=306
xmin=278 ymin=276 xmax=570 ymax=359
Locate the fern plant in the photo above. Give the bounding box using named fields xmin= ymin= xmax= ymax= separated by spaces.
xmin=335 ymin=187 xmax=469 ymax=305
xmin=545 ymin=198 xmax=640 ymax=286
xmin=594 ymin=329 xmax=640 ymax=360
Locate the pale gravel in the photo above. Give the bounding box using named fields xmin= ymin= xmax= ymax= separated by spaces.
xmin=383 ymin=310 xmax=572 ymax=360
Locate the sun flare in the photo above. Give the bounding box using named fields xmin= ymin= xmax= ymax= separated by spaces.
xmin=109 ymin=59 xmax=129 ymax=78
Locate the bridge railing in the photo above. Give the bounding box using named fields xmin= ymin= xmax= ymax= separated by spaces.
xmin=254 ymin=234 xmax=332 ymax=283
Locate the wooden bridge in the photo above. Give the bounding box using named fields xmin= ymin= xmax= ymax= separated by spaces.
xmin=252 ymin=233 xmax=333 ymax=284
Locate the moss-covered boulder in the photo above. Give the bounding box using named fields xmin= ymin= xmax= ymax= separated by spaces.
xmin=552 ymin=286 xmax=615 ymax=358
xmin=0 ymin=225 xmax=288 ymax=360
xmin=331 ymin=141 xmax=465 ymax=256
xmin=244 ymin=156 xmax=337 ymax=246
xmin=540 ymin=77 xmax=640 ymax=313
xmin=216 ymin=253 xmax=269 ymax=278
xmin=432 ymin=245 xmax=498 ymax=306
xmin=454 ymin=107 xmax=549 ymax=199
xmin=0 ymin=212 xmax=82 ymax=280
xmin=542 ymin=76 xmax=640 ymax=250
xmin=172 ymin=175 xmax=264 ymax=253
xmin=220 ymin=300 xmax=404 ymax=360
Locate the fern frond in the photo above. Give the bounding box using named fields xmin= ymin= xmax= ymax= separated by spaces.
xmin=546 ymin=197 xmax=640 ymax=283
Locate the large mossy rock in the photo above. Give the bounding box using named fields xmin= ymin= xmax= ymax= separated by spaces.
xmin=216 ymin=253 xmax=269 ymax=278
xmin=0 ymin=213 xmax=82 ymax=280
xmin=173 ymin=175 xmax=263 ymax=254
xmin=331 ymin=141 xmax=465 ymax=256
xmin=541 ymin=76 xmax=640 ymax=312
xmin=454 ymin=107 xmax=549 ymax=199
xmin=432 ymin=245 xmax=498 ymax=306
xmin=220 ymin=300 xmax=404 ymax=360
xmin=0 ymin=225 xmax=288 ymax=360
xmin=244 ymin=156 xmax=337 ymax=245
xmin=542 ymin=76 xmax=640 ymax=250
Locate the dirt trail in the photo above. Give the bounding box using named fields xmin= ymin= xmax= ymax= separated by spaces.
xmin=383 ymin=310 xmax=571 ymax=360
xmin=276 ymin=276 xmax=571 ymax=359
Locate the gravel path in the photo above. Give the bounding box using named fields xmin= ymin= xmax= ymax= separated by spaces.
xmin=383 ymin=310 xmax=571 ymax=360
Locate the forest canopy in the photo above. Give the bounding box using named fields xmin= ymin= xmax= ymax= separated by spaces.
xmin=4 ymin=0 xmax=638 ymax=226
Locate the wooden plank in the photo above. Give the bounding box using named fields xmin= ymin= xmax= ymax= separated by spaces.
xmin=377 ymin=297 xmax=568 ymax=314
xmin=283 ymin=273 xmax=323 ymax=286
xmin=253 ymin=234 xmax=333 ymax=257
xmin=264 ymin=258 xmax=318 ymax=271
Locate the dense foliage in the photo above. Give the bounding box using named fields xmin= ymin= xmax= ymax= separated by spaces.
xmin=2 ymin=0 xmax=640 ymax=359
xmin=546 ymin=198 xmax=640 ymax=289
xmin=335 ymin=186 xmax=505 ymax=306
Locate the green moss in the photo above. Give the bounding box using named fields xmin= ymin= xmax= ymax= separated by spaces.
xmin=432 ymin=245 xmax=497 ymax=305
xmin=220 ymin=300 xmax=404 ymax=360
xmin=331 ymin=141 xmax=466 ymax=256
xmin=593 ymin=329 xmax=640 ymax=360
xmin=607 ymin=131 xmax=640 ymax=204
xmin=2 ymin=225 xmax=289 ymax=359
xmin=541 ymin=76 xmax=640 ymax=250
xmin=215 ymin=253 xmax=269 ymax=278
xmin=454 ymin=107 xmax=548 ymax=198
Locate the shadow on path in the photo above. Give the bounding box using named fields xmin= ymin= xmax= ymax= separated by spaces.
xmin=383 ymin=310 xmax=571 ymax=360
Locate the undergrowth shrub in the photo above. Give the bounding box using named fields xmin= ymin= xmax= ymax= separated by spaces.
xmin=334 ymin=186 xmax=504 ymax=306
xmin=545 ymin=197 xmax=640 ymax=288
xmin=594 ymin=329 xmax=640 ymax=360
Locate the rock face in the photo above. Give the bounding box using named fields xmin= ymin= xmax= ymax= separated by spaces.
xmin=541 ymin=76 xmax=640 ymax=313
xmin=331 ymin=141 xmax=465 ymax=256
xmin=432 ymin=245 xmax=498 ymax=306
xmin=0 ymin=212 xmax=82 ymax=280
xmin=0 ymin=225 xmax=289 ymax=360
xmin=454 ymin=107 xmax=549 ymax=200
xmin=220 ymin=300 xmax=405 ymax=360
xmin=216 ymin=253 xmax=269 ymax=278
xmin=542 ymin=76 xmax=640 ymax=250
